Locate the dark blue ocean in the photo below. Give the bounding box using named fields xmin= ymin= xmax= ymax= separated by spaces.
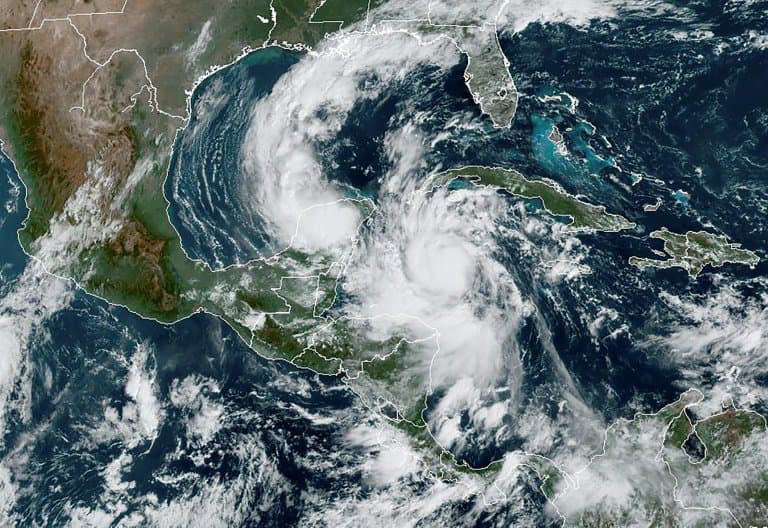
xmin=2 ymin=0 xmax=768 ymax=523
xmin=0 ymin=148 xmax=375 ymax=525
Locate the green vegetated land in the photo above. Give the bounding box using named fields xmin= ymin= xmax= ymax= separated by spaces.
xmin=2 ymin=0 xmax=766 ymax=505
xmin=629 ymin=227 xmax=759 ymax=277
xmin=555 ymin=390 xmax=768 ymax=525
xmin=431 ymin=165 xmax=636 ymax=232
xmin=311 ymin=0 xmax=381 ymax=28
xmin=0 ymin=0 xmax=497 ymax=481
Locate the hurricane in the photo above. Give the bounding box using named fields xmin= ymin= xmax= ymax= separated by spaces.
xmin=2 ymin=0 xmax=768 ymax=525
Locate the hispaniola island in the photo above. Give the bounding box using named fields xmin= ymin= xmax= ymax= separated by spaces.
xmin=1 ymin=0 xmax=768 ymax=526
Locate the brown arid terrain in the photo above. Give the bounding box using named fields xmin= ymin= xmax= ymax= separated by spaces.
xmin=0 ymin=0 xmax=337 ymax=318
xmin=0 ymin=0 xmax=528 ymax=321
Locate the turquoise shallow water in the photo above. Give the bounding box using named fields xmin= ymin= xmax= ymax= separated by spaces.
xmin=2 ymin=0 xmax=768 ymax=522
xmin=530 ymin=114 xmax=615 ymax=191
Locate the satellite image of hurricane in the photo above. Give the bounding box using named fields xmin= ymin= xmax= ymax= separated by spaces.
xmin=1 ymin=0 xmax=768 ymax=526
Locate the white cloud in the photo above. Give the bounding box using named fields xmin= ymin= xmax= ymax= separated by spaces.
xmin=123 ymin=343 xmax=164 ymax=444
xmin=498 ymin=0 xmax=619 ymax=33
xmin=169 ymin=375 xmax=224 ymax=445
xmin=651 ymin=279 xmax=768 ymax=407
xmin=347 ymin=423 xmax=421 ymax=486
xmin=239 ymin=32 xmax=456 ymax=253
xmin=186 ymin=20 xmax=213 ymax=70
xmin=0 ymin=263 xmax=72 ymax=443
